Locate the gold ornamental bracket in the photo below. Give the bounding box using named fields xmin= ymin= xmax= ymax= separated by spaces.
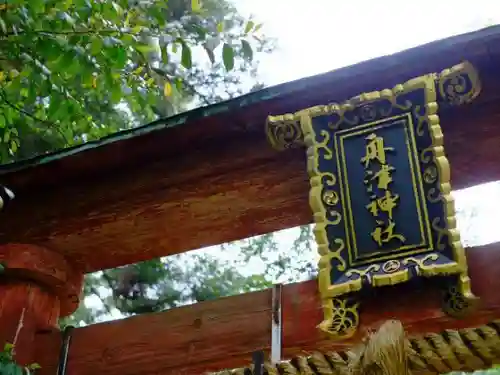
xmin=266 ymin=61 xmax=481 ymax=340
xmin=266 ymin=61 xmax=481 ymax=151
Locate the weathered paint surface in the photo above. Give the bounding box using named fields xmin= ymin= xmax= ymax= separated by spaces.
xmin=33 ymin=243 xmax=500 ymax=375
xmin=0 ymin=244 xmax=83 ymax=365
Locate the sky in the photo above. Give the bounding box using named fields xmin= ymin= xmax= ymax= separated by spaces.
xmin=84 ymin=0 xmax=500 ymax=323
xmin=235 ymin=0 xmax=500 ymax=86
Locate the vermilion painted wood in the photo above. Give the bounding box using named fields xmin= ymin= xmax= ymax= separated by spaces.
xmin=0 ymin=28 xmax=500 ymax=272
xmin=0 ymin=244 xmax=83 ymax=365
xmin=35 ymin=243 xmax=500 ymax=375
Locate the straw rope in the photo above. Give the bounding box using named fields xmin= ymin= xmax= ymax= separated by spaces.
xmin=209 ymin=320 xmax=500 ymax=375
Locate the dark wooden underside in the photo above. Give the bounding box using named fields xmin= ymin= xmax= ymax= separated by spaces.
xmin=1 ymin=28 xmax=500 ymax=272
xmin=34 ymin=243 xmax=500 ymax=375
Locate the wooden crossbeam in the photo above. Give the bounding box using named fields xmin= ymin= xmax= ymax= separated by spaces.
xmin=1 ymin=28 xmax=500 ymax=272
xmin=35 ymin=243 xmax=500 ymax=375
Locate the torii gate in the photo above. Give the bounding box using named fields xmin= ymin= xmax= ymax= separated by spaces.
xmin=1 ymin=25 xmax=500 ymax=375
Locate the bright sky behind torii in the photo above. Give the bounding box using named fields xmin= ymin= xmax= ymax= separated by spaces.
xmin=234 ymin=0 xmax=500 ymax=86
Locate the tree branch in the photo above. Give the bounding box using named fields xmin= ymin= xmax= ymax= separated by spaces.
xmin=89 ymin=285 xmax=113 ymax=315
xmin=0 ymin=90 xmax=70 ymax=144
xmin=1 ymin=28 xmax=175 ymax=40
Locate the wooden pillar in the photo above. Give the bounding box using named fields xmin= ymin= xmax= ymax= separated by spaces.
xmin=0 ymin=244 xmax=83 ymax=365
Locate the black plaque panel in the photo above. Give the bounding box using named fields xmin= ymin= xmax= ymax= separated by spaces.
xmin=266 ymin=62 xmax=481 ymax=338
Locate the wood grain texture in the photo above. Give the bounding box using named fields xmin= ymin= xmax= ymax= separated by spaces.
xmin=34 ymin=243 xmax=500 ymax=375
xmin=0 ymin=283 xmax=61 ymax=366
xmin=1 ymin=29 xmax=500 ymax=271
xmin=0 ymin=244 xmax=83 ymax=316
xmin=0 ymin=244 xmax=84 ymax=365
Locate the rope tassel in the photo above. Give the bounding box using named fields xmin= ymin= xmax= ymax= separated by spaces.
xmin=209 ymin=320 xmax=500 ymax=375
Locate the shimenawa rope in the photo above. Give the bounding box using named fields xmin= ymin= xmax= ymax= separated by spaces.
xmin=209 ymin=320 xmax=500 ymax=375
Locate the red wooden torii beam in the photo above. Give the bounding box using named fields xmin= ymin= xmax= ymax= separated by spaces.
xmin=31 ymin=244 xmax=500 ymax=375
xmin=0 ymin=25 xmax=499 ymax=375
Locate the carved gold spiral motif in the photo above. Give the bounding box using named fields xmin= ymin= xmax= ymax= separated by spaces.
xmin=328 ymin=238 xmax=347 ymax=272
xmin=403 ymin=254 xmax=440 ymax=271
xmin=327 ymin=298 xmax=359 ymax=337
xmin=327 ymin=211 xmax=342 ymax=225
xmin=322 ymin=172 xmax=337 ymax=186
xmin=345 ymin=264 xmax=381 ymax=284
xmin=394 ymin=97 xmax=413 ymax=111
xmin=441 ymin=75 xmax=470 ymax=106
xmin=323 ymin=190 xmax=339 ymax=206
xmin=420 ymin=147 xmax=434 ymax=164
xmin=442 ymin=284 xmax=478 ymax=318
xmin=265 ymin=116 xmax=303 ymax=150
xmin=448 ymin=76 xmax=466 ymax=95
xmin=431 ymin=217 xmax=447 ymax=250
xmin=327 ymin=111 xmax=343 ymax=130
xmin=437 ymin=62 xmax=482 ymax=106
xmin=444 ymin=286 xmax=467 ymax=312
xmin=413 ymin=105 xmax=427 ymax=136
xmin=382 ymin=260 xmax=401 ymax=274
xmin=318 ymin=130 xmax=333 ymax=160
xmin=427 ymin=188 xmax=441 ymax=203
xmin=423 ymin=166 xmax=438 ymax=184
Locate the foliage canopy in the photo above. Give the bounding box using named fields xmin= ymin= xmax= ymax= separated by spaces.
xmin=0 ymin=0 xmax=268 ymax=163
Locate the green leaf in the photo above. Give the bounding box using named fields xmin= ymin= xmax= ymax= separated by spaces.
xmin=0 ymin=0 xmax=271 ymax=176
xmin=110 ymin=46 xmax=128 ymax=69
xmin=175 ymin=78 xmax=183 ymax=92
xmin=222 ymin=43 xmax=234 ymax=71
xmin=0 ymin=18 xmax=6 ymax=34
xmin=28 ymin=363 xmax=42 ymax=370
xmin=181 ymin=43 xmax=192 ymax=69
xmin=3 ymin=131 xmax=10 ymax=144
xmin=163 ymin=81 xmax=172 ymax=97
xmin=59 ymin=52 xmax=81 ymax=76
xmin=241 ymin=40 xmax=253 ymax=61
xmin=3 ymin=343 xmax=14 ymax=355
xmin=61 ymin=0 xmax=73 ymax=10
xmin=31 ymin=0 xmax=45 ymax=14
xmin=136 ymin=44 xmax=156 ymax=55
xmin=1 ymin=362 xmax=21 ymax=375
xmin=112 ymin=2 xmax=124 ymax=16
xmin=120 ymin=34 xmax=137 ymax=45
xmin=60 ymin=11 xmax=75 ymax=26
xmin=191 ymin=0 xmax=201 ymax=12
xmin=90 ymin=37 xmax=103 ymax=55
xmin=3 ymin=107 xmax=13 ymax=124
xmin=131 ymin=25 xmax=142 ymax=34
xmin=244 ymin=20 xmax=254 ymax=34
xmin=161 ymin=46 xmax=169 ymax=64
xmin=10 ymin=140 xmax=17 ymax=153
xmin=111 ymin=86 xmax=123 ymax=103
